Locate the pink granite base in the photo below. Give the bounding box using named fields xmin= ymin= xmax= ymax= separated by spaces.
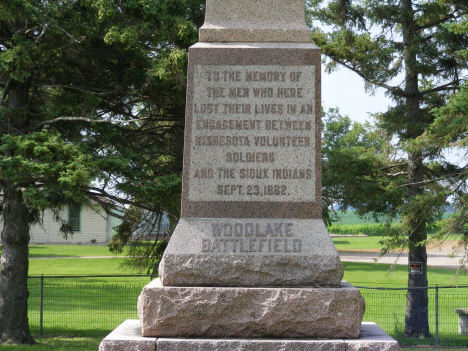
xmin=137 ymin=279 xmax=365 ymax=339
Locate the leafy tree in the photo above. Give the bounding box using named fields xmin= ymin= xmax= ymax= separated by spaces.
xmin=0 ymin=0 xmax=203 ymax=344
xmin=309 ymin=0 xmax=468 ymax=337
xmin=321 ymin=108 xmax=403 ymax=225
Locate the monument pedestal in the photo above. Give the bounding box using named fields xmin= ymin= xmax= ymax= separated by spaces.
xmin=138 ymin=279 xmax=364 ymax=339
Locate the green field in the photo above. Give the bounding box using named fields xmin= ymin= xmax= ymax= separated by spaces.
xmin=328 ymin=211 xmax=456 ymax=236
xmin=332 ymin=236 xmax=384 ymax=251
xmin=332 ymin=210 xmax=453 ymax=225
xmin=0 ymin=244 xmax=128 ymax=258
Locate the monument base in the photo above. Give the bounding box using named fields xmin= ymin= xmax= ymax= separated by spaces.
xmin=99 ymin=320 xmax=400 ymax=351
xmin=137 ymin=279 xmax=364 ymax=339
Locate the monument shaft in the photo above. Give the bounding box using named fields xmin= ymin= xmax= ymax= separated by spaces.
xmin=159 ymin=4 xmax=343 ymax=289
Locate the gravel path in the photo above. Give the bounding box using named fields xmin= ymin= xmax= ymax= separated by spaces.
xmin=28 ymin=250 xmax=466 ymax=270
xmin=339 ymin=248 xmax=466 ymax=269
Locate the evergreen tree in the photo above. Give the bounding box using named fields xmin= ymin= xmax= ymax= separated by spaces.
xmin=0 ymin=0 xmax=203 ymax=344
xmin=309 ymin=0 xmax=468 ymax=337
xmin=422 ymin=16 xmax=468 ymax=270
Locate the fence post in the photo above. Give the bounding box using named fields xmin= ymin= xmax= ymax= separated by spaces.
xmin=40 ymin=274 xmax=44 ymax=336
xmin=435 ymin=285 xmax=439 ymax=346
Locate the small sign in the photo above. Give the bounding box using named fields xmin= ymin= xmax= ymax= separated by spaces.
xmin=409 ymin=262 xmax=422 ymax=274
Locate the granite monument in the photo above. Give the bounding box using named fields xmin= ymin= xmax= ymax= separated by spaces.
xmin=99 ymin=1 xmax=400 ymax=349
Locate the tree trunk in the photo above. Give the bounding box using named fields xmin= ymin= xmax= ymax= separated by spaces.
xmin=402 ymin=0 xmax=430 ymax=338
xmin=406 ymin=228 xmax=430 ymax=337
xmin=0 ymin=79 xmax=34 ymax=344
xmin=405 ymin=150 xmax=430 ymax=337
xmin=0 ymin=187 xmax=34 ymax=344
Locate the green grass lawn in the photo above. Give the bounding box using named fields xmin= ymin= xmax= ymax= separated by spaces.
xmin=1 ymin=337 xmax=102 ymax=350
xmin=332 ymin=236 xmax=384 ymax=251
xmin=343 ymin=262 xmax=468 ymax=347
xmin=342 ymin=262 xmax=468 ymax=287
xmin=27 ymin=278 xmax=147 ymax=337
xmin=28 ymin=257 xmax=133 ymax=276
xmin=0 ymin=244 xmax=128 ymax=258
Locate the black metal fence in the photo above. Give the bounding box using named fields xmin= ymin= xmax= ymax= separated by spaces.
xmin=27 ymin=276 xmax=468 ymax=346
xmin=359 ymin=286 xmax=468 ymax=347
xmin=28 ymin=275 xmax=153 ymax=337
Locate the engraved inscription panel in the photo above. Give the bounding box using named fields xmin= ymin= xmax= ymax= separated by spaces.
xmin=189 ymin=65 xmax=315 ymax=202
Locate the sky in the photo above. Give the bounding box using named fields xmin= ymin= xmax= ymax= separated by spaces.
xmin=321 ymin=63 xmax=394 ymax=124
xmin=315 ymin=0 xmax=396 ymax=124
xmin=322 ymin=62 xmax=466 ymax=167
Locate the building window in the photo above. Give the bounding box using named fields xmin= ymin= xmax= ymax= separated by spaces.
xmin=68 ymin=206 xmax=81 ymax=232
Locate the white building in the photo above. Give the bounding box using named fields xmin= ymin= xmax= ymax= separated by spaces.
xmin=0 ymin=203 xmax=120 ymax=244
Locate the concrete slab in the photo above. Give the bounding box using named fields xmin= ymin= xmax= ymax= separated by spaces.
xmin=157 ymin=338 xmax=345 ymax=351
xmin=98 ymin=321 xmax=399 ymax=350
xmin=345 ymin=322 xmax=400 ymax=351
xmin=99 ymin=320 xmax=156 ymax=351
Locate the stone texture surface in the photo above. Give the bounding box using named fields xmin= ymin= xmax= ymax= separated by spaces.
xmin=138 ymin=279 xmax=364 ymax=339
xmin=189 ymin=63 xmax=316 ymax=204
xmin=98 ymin=320 xmax=156 ymax=351
xmin=345 ymin=322 xmax=400 ymax=351
xmin=98 ymin=320 xmax=399 ymax=351
xmin=181 ymin=42 xmax=322 ymax=219
xmin=158 ymin=339 xmax=344 ymax=351
xmin=199 ymin=0 xmax=310 ymax=42
xmin=159 ymin=218 xmax=343 ymax=287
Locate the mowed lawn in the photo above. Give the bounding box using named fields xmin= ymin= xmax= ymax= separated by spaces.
xmin=343 ymin=261 xmax=468 ymax=287
xmin=0 ymin=244 xmax=136 ymax=276
xmin=28 ymin=257 xmax=132 ymax=276
xmin=0 ymin=244 xmax=129 ymax=258
xmin=1 ymin=337 xmax=102 ymax=350
xmin=332 ymin=236 xmax=384 ymax=251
